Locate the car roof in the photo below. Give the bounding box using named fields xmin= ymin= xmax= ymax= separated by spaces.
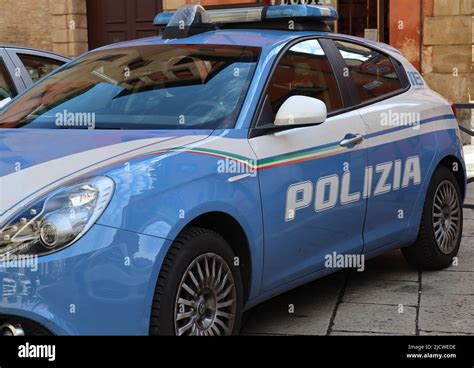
xmin=99 ymin=29 xmax=310 ymax=50
xmin=0 ymin=44 xmax=71 ymax=60
xmin=95 ymin=28 xmax=401 ymax=57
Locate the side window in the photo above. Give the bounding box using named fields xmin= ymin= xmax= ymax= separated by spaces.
xmin=266 ymin=39 xmax=343 ymax=117
xmin=334 ymin=40 xmax=404 ymax=103
xmin=0 ymin=59 xmax=16 ymax=100
xmin=17 ymin=54 xmax=64 ymax=83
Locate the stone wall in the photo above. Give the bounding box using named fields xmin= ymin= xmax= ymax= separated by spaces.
xmin=423 ymin=0 xmax=472 ymax=102
xmin=422 ymin=0 xmax=472 ymax=143
xmin=49 ymin=0 xmax=88 ymax=57
xmin=0 ymin=0 xmax=88 ymax=58
xmin=0 ymin=0 xmax=53 ymax=50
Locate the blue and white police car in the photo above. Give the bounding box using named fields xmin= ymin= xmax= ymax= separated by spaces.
xmin=0 ymin=4 xmax=465 ymax=336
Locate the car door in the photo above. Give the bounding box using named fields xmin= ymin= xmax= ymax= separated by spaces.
xmin=332 ymin=39 xmax=432 ymax=254
xmin=5 ymin=48 xmax=68 ymax=88
xmin=249 ymin=38 xmax=368 ymax=291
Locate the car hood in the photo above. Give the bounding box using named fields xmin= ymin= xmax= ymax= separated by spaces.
xmin=0 ymin=129 xmax=212 ymax=222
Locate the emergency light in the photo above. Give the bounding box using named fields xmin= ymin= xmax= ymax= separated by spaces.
xmin=155 ymin=4 xmax=338 ymax=39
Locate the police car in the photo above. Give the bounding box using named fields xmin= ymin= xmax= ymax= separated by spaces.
xmin=0 ymin=4 xmax=465 ymax=336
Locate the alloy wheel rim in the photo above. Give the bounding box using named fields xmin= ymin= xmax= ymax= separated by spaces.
xmin=174 ymin=253 xmax=236 ymax=336
xmin=432 ymin=180 xmax=460 ymax=255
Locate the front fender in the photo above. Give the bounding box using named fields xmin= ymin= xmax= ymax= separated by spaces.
xmin=97 ymin=146 xmax=264 ymax=300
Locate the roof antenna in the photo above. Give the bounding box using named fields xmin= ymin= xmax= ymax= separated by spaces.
xmin=162 ymin=5 xmax=217 ymax=40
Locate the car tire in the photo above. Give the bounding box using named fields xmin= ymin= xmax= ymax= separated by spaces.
xmin=401 ymin=166 xmax=463 ymax=270
xmin=149 ymin=227 xmax=243 ymax=336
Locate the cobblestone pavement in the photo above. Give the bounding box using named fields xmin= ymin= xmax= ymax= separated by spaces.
xmin=242 ymin=146 xmax=474 ymax=336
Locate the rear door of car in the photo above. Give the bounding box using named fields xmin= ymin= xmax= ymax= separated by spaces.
xmin=328 ymin=37 xmax=433 ymax=254
xmin=5 ymin=48 xmax=69 ymax=88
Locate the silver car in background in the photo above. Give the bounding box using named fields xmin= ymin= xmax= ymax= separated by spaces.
xmin=0 ymin=44 xmax=69 ymax=108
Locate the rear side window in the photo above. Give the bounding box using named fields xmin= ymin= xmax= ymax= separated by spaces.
xmin=267 ymin=39 xmax=343 ymax=114
xmin=17 ymin=54 xmax=64 ymax=83
xmin=334 ymin=40 xmax=404 ymax=103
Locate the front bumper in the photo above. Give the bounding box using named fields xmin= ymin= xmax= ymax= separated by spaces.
xmin=0 ymin=224 xmax=169 ymax=335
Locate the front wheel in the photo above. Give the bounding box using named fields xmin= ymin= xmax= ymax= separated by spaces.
xmin=150 ymin=228 xmax=243 ymax=336
xmin=401 ymin=166 xmax=463 ymax=270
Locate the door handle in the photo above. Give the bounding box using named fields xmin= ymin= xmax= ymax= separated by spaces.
xmin=340 ymin=134 xmax=364 ymax=148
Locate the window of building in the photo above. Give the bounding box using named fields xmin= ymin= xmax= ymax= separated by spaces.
xmin=334 ymin=40 xmax=403 ymax=103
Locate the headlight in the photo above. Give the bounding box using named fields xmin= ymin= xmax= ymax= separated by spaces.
xmin=0 ymin=176 xmax=115 ymax=256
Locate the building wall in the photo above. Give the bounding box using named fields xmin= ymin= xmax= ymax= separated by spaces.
xmin=390 ymin=0 xmax=472 ymax=142
xmin=0 ymin=0 xmax=88 ymax=58
xmin=423 ymin=0 xmax=472 ymax=143
xmin=422 ymin=0 xmax=472 ymax=104
xmin=389 ymin=0 xmax=421 ymax=70
xmin=0 ymin=0 xmax=53 ymax=50
xmin=49 ymin=0 xmax=88 ymax=57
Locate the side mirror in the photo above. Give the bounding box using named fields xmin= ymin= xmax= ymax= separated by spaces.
xmin=274 ymin=95 xmax=327 ymax=127
xmin=0 ymin=97 xmax=12 ymax=110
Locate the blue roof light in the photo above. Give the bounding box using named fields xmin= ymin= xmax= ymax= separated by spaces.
xmin=154 ymin=12 xmax=174 ymax=26
xmin=154 ymin=4 xmax=338 ymax=27
xmin=265 ymin=5 xmax=338 ymax=21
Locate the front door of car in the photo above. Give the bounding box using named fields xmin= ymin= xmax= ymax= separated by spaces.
xmin=249 ymin=39 xmax=368 ymax=292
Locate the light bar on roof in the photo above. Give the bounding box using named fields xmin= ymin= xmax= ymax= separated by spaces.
xmin=153 ymin=4 xmax=338 ymax=27
xmin=154 ymin=7 xmax=264 ymax=26
xmin=265 ymin=5 xmax=338 ymax=21
xmin=206 ymin=7 xmax=264 ymax=23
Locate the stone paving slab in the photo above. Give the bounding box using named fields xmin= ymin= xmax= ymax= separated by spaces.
xmin=463 ymin=208 xmax=474 ymax=220
xmin=453 ymin=236 xmax=474 ymax=271
xmin=351 ymin=251 xmax=419 ymax=282
xmin=242 ymin=272 xmax=344 ymax=336
xmin=343 ymin=278 xmax=419 ymax=307
xmin=419 ymin=294 xmax=474 ymax=334
xmin=422 ymin=270 xmax=474 ymax=296
xmin=462 ymin=219 xmax=474 ymax=236
xmin=331 ymin=331 xmax=399 ymax=336
xmin=332 ymin=302 xmax=417 ymax=335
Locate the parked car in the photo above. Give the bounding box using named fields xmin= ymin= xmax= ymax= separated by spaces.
xmin=0 ymin=45 xmax=69 ymax=108
xmin=0 ymin=4 xmax=465 ymax=336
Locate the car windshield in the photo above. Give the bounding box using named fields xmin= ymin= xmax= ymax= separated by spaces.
xmin=0 ymin=44 xmax=260 ymax=130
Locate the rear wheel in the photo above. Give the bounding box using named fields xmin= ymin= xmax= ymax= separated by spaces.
xmin=150 ymin=227 xmax=243 ymax=336
xmin=401 ymin=166 xmax=463 ymax=270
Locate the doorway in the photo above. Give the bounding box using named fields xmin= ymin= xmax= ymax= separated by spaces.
xmin=87 ymin=0 xmax=163 ymax=50
xmin=336 ymin=0 xmax=388 ymax=42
